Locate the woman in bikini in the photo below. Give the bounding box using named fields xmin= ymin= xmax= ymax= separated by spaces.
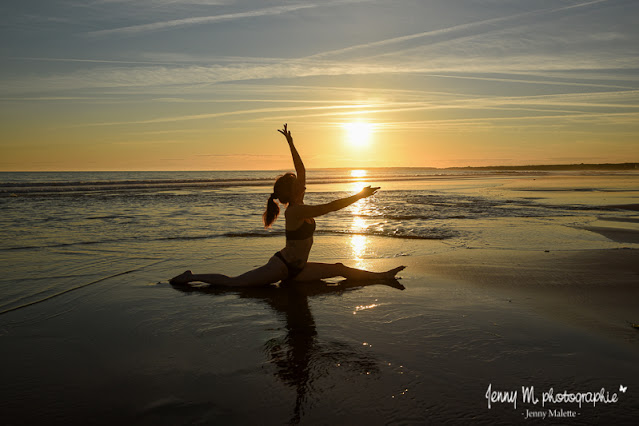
xmin=169 ymin=124 xmax=405 ymax=287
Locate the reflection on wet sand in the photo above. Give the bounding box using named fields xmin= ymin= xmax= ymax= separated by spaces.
xmin=171 ymin=279 xmax=404 ymax=424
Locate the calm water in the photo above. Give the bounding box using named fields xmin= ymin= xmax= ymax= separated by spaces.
xmin=1 ymin=168 xmax=638 ymax=314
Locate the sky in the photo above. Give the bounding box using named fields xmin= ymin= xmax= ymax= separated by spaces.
xmin=1 ymin=0 xmax=638 ymax=171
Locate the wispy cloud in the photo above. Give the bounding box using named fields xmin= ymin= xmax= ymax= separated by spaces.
xmin=9 ymin=56 xmax=188 ymax=65
xmin=0 ymin=61 xmax=408 ymax=94
xmin=86 ymin=0 xmax=371 ymax=37
xmin=417 ymin=73 xmax=635 ymax=90
xmin=87 ymin=3 xmax=317 ymax=37
xmin=70 ymin=103 xmax=385 ymax=127
xmin=376 ymin=111 xmax=639 ymax=130
xmin=5 ymin=1 xmax=634 ymax=98
xmin=306 ymin=0 xmax=611 ymax=60
xmin=4 ymin=55 xmax=635 ymax=96
xmin=62 ymin=85 xmax=639 ymax=131
xmin=91 ymin=1 xmax=229 ymax=4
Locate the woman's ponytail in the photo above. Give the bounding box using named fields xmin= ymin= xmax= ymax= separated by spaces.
xmin=263 ymin=193 xmax=280 ymax=228
xmin=263 ymin=173 xmax=295 ymax=228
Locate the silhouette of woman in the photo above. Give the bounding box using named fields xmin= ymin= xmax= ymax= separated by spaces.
xmin=170 ymin=124 xmax=405 ymax=287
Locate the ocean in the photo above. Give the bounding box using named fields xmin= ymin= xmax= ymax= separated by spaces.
xmin=1 ymin=168 xmax=638 ymax=315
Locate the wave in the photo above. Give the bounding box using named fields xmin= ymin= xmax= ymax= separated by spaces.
xmin=0 ymin=168 xmax=544 ymax=196
xmin=0 ymin=177 xmax=274 ymax=195
xmin=318 ymin=229 xmax=455 ymax=240
xmin=222 ymin=229 xmax=454 ymax=240
xmin=224 ymin=232 xmax=279 ymax=238
xmin=0 ymin=238 xmax=126 ymax=251
xmin=0 ymin=225 xmax=454 ymax=252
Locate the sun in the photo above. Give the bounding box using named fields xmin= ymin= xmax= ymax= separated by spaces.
xmin=343 ymin=121 xmax=374 ymax=147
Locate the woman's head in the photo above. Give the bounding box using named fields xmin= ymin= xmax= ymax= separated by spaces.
xmin=272 ymin=172 xmax=296 ymax=203
xmin=263 ymin=173 xmax=297 ymax=228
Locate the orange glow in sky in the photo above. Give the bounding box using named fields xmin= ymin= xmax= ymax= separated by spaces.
xmin=1 ymin=1 xmax=638 ymax=170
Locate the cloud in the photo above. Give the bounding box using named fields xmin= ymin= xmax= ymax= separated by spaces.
xmin=85 ymin=0 xmax=371 ymax=37
xmin=63 ymin=85 xmax=639 ymax=130
xmin=306 ymin=0 xmax=612 ymax=60
xmin=87 ymin=3 xmax=318 ymax=37
xmin=92 ymin=1 xmax=228 ymax=4
xmin=69 ymin=103 xmax=385 ymax=127
xmin=4 ymin=52 xmax=636 ymax=97
xmin=415 ymin=73 xmax=635 ymax=90
xmin=195 ymin=153 xmax=282 ymax=158
xmin=0 ymin=60 xmax=413 ymax=94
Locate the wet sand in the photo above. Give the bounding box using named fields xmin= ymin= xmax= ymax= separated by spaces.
xmin=411 ymin=247 xmax=639 ymax=341
xmin=1 ymin=239 xmax=638 ymax=425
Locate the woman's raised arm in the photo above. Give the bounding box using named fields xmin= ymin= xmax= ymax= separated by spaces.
xmin=278 ymin=124 xmax=305 ymax=186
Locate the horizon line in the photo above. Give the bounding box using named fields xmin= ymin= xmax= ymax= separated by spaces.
xmin=1 ymin=162 xmax=637 ymax=173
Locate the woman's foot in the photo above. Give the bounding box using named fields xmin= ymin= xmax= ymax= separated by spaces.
xmin=383 ymin=266 xmax=406 ymax=279
xmin=169 ymin=270 xmax=193 ymax=285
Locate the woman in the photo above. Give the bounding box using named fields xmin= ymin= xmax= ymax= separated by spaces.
xmin=170 ymin=124 xmax=405 ymax=287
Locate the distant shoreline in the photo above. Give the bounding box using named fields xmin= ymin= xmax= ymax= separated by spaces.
xmin=445 ymin=162 xmax=639 ymax=171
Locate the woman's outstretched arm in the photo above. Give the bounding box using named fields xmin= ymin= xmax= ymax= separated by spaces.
xmin=278 ymin=123 xmax=305 ymax=186
xmin=287 ymin=186 xmax=379 ymax=220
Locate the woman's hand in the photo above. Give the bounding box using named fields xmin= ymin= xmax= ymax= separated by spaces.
xmin=277 ymin=123 xmax=294 ymax=145
xmin=358 ymin=186 xmax=380 ymax=199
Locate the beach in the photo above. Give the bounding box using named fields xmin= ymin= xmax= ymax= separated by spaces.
xmin=1 ymin=169 xmax=638 ymax=424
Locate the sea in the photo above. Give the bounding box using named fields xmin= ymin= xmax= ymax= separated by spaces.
xmin=1 ymin=168 xmax=638 ymax=316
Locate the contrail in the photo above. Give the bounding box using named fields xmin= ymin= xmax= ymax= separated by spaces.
xmin=88 ymin=4 xmax=318 ymax=37
xmin=87 ymin=0 xmax=371 ymax=37
xmin=306 ymin=0 xmax=611 ymax=59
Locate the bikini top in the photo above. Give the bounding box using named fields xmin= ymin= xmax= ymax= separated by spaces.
xmin=285 ymin=219 xmax=316 ymax=241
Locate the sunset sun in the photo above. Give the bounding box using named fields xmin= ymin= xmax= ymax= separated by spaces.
xmin=343 ymin=121 xmax=374 ymax=148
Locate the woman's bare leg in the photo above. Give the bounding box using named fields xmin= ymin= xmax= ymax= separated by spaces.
xmin=170 ymin=256 xmax=287 ymax=287
xmin=292 ymin=262 xmax=405 ymax=282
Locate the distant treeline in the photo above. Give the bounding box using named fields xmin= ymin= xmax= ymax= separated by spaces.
xmin=448 ymin=163 xmax=638 ymax=171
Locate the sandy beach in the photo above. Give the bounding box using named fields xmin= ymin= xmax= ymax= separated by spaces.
xmin=1 ymin=171 xmax=638 ymax=424
xmin=1 ymin=240 xmax=638 ymax=424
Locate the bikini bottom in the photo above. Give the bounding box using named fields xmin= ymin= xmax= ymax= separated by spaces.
xmin=274 ymin=251 xmax=304 ymax=280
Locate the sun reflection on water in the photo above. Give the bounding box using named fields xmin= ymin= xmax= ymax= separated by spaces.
xmin=350 ymin=234 xmax=368 ymax=262
xmin=350 ymin=169 xmax=368 ymax=178
xmin=353 ymin=303 xmax=380 ymax=315
xmin=349 ymin=169 xmax=370 ymax=193
xmin=350 ymin=209 xmax=369 ymax=267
